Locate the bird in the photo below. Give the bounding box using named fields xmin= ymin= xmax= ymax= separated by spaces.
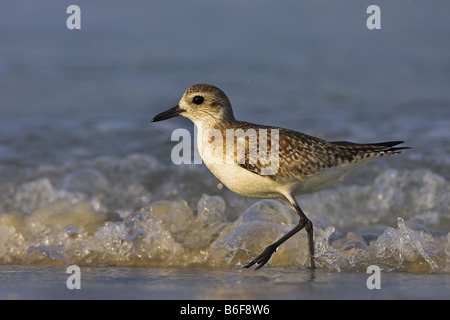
xmin=151 ymin=83 xmax=409 ymax=270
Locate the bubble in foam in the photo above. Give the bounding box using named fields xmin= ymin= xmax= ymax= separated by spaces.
xmin=62 ymin=168 xmax=109 ymax=195
xmin=235 ymin=199 xmax=295 ymax=226
xmin=371 ymin=217 xmax=447 ymax=272
xmin=13 ymin=178 xmax=57 ymax=214
xmin=85 ymin=209 xmax=183 ymax=266
xmin=197 ymin=194 xmax=226 ymax=225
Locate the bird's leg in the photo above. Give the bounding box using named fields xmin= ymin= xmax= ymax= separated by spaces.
xmin=285 ymin=194 xmax=316 ymax=268
xmin=243 ymin=194 xmax=315 ymax=270
xmin=305 ymin=219 xmax=315 ymax=269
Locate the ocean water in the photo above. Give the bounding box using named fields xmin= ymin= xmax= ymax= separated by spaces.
xmin=0 ymin=1 xmax=449 ymax=300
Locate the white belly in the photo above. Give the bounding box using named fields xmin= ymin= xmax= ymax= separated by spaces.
xmin=197 ymin=130 xmax=285 ymax=198
xmin=206 ymin=162 xmax=285 ymax=198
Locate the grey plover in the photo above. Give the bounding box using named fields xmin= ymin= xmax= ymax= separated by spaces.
xmin=152 ymin=84 xmax=409 ymax=269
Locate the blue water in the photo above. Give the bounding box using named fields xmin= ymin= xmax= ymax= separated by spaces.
xmin=0 ymin=0 xmax=449 ymax=299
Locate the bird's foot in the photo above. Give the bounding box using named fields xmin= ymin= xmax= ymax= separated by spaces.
xmin=243 ymin=245 xmax=277 ymax=270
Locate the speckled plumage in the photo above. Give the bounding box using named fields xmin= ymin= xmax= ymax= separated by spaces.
xmin=152 ymin=83 xmax=409 ymax=269
xmin=234 ymin=122 xmax=407 ymax=181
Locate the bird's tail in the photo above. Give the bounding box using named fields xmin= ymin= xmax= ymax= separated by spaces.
xmin=330 ymin=140 xmax=410 ymax=158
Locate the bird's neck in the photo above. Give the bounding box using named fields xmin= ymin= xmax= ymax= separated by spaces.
xmin=193 ymin=115 xmax=237 ymax=132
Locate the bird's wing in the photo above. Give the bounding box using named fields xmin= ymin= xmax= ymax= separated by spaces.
xmin=235 ymin=123 xmax=408 ymax=181
xmin=234 ymin=124 xmax=332 ymax=180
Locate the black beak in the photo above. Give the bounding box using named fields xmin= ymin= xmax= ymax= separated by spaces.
xmin=151 ymin=105 xmax=184 ymax=122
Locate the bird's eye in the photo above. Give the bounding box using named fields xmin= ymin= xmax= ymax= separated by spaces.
xmin=192 ymin=96 xmax=204 ymax=105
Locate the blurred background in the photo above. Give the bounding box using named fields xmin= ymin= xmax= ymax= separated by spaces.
xmin=1 ymin=0 xmax=449 ymax=163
